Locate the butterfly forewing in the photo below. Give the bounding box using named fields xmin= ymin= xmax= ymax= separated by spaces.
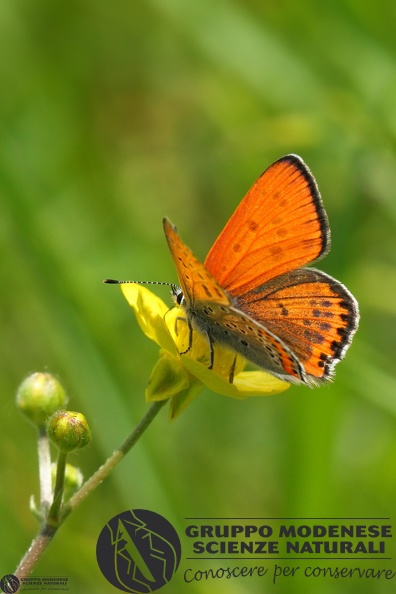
xmin=204 ymin=155 xmax=330 ymax=295
xmin=163 ymin=217 xmax=231 ymax=306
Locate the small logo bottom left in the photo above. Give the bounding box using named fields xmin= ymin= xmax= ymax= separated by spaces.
xmin=0 ymin=575 xmax=20 ymax=594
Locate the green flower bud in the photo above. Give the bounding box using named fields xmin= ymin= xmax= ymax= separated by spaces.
xmin=47 ymin=411 xmax=91 ymax=453
xmin=16 ymin=372 xmax=68 ymax=427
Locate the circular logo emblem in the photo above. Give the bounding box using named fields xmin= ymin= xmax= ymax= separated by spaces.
xmin=96 ymin=509 xmax=181 ymax=592
xmin=0 ymin=575 xmax=20 ymax=594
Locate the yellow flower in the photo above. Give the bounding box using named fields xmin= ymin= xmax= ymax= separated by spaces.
xmin=121 ymin=284 xmax=290 ymax=418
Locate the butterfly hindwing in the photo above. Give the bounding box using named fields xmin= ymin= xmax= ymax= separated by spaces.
xmin=232 ymin=267 xmax=359 ymax=382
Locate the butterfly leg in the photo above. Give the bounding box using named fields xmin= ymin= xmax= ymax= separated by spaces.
xmin=229 ymin=356 xmax=237 ymax=384
xmin=206 ymin=332 xmax=215 ymax=370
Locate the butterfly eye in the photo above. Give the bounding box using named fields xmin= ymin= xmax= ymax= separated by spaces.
xmin=171 ymin=285 xmax=185 ymax=307
xmin=176 ymin=292 xmax=185 ymax=306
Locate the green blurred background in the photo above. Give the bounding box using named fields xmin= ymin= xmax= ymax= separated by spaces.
xmin=1 ymin=1 xmax=396 ymax=592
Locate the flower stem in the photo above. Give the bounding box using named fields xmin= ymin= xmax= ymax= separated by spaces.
xmin=37 ymin=427 xmax=52 ymax=513
xmin=14 ymin=525 xmax=57 ymax=581
xmin=13 ymin=399 xmax=167 ymax=582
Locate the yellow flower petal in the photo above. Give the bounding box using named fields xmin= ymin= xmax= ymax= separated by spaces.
xmin=121 ymin=284 xmax=178 ymax=355
xmin=233 ymin=371 xmax=290 ymax=397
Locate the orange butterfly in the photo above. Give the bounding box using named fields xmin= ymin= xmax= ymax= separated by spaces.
xmin=162 ymin=155 xmax=359 ymax=385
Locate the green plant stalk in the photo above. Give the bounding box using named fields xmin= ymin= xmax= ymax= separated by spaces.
xmin=14 ymin=399 xmax=167 ymax=583
xmin=37 ymin=427 xmax=52 ymax=513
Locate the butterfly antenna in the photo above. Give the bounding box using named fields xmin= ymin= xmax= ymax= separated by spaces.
xmin=104 ymin=279 xmax=179 ymax=290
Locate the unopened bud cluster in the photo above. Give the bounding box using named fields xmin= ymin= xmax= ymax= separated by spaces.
xmin=16 ymin=372 xmax=91 ymax=452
